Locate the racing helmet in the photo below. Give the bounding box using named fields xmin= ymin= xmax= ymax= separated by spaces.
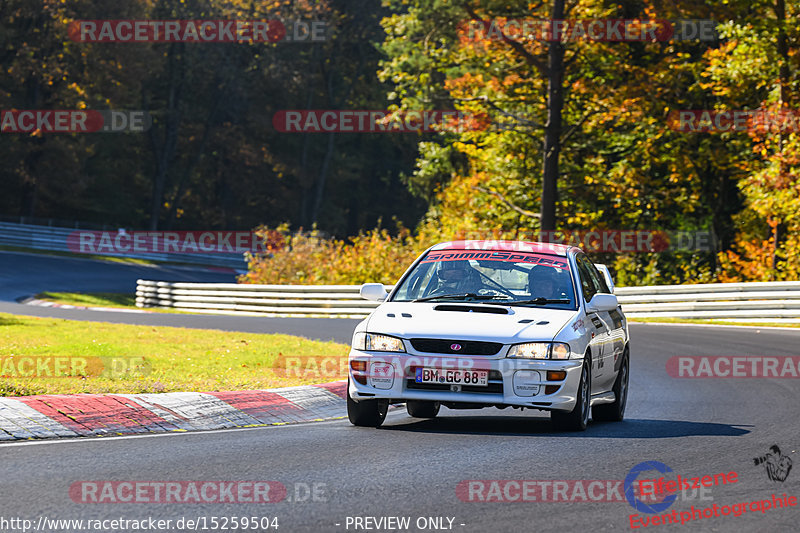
xmin=436 ymin=260 xmax=479 ymax=291
xmin=528 ymin=266 xmax=568 ymax=299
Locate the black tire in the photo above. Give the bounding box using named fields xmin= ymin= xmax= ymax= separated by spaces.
xmin=593 ymin=347 xmax=629 ymax=422
xmin=551 ymin=356 xmax=591 ymax=432
xmin=406 ymin=400 xmax=440 ymax=418
xmin=347 ymin=384 xmax=389 ymax=427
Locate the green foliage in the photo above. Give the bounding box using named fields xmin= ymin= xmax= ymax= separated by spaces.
xmin=5 ymin=1 xmax=800 ymax=285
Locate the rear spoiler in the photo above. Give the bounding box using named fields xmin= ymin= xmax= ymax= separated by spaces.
xmin=594 ymin=264 xmax=615 ymax=293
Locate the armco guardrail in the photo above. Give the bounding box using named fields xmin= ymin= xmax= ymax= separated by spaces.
xmin=135 ymin=281 xmax=386 ymax=317
xmin=615 ymin=281 xmax=800 ymax=320
xmin=0 ymin=221 xmax=246 ymax=269
xmin=136 ymin=280 xmax=800 ymax=321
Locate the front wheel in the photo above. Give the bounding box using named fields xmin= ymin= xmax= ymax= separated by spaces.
xmin=347 ymin=383 xmax=389 ymax=427
xmin=551 ymin=357 xmax=591 ymax=432
xmin=593 ymin=347 xmax=629 ymax=422
xmin=406 ymin=400 xmax=440 ymax=418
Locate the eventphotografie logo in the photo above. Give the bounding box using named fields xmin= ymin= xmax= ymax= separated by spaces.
xmin=625 ymin=461 xmax=678 ymax=514
xmin=624 ymin=461 xmax=736 ymax=514
xmin=754 ymin=445 xmax=793 ymax=482
xmin=1 ymin=110 xmax=151 ymax=133
xmin=67 ymin=20 xmax=328 ymax=43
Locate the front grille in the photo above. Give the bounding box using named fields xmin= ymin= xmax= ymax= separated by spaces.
xmin=409 ymin=338 xmax=503 ymax=356
xmin=406 ymin=370 xmax=504 ymax=394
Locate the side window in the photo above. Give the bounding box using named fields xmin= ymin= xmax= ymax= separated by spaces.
xmin=576 ymin=255 xmax=604 ymax=302
xmin=589 ymin=263 xmax=611 ymax=294
xmin=576 ymin=259 xmax=597 ymax=302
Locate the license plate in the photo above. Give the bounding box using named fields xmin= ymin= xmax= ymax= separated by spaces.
xmin=415 ymin=367 xmax=488 ymax=386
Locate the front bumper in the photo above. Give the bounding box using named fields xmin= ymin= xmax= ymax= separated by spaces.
xmin=347 ymin=350 xmax=584 ymax=412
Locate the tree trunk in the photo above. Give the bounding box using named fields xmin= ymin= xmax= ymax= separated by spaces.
xmin=540 ymin=0 xmax=566 ymax=239
xmin=773 ymin=0 xmax=789 ymax=271
xmin=147 ymin=44 xmax=183 ymax=231
xmin=310 ymin=132 xmax=336 ymax=224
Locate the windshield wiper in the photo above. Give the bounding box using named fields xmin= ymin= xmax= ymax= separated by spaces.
xmin=412 ymin=293 xmax=512 ymax=303
xmin=484 ymin=297 xmax=571 ymax=306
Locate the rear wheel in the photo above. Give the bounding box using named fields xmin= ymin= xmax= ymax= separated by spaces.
xmin=593 ymin=347 xmax=629 ymax=422
xmin=551 ymin=357 xmax=591 ymax=432
xmin=406 ymin=400 xmax=440 ymax=418
xmin=347 ymin=381 xmax=389 ymax=427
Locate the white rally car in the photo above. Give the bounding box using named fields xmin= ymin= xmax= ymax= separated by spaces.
xmin=347 ymin=240 xmax=629 ymax=431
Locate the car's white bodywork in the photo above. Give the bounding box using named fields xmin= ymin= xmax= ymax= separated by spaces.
xmin=347 ymin=240 xmax=629 ymax=423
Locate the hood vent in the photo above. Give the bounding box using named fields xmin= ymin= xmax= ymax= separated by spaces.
xmin=433 ymin=304 xmax=509 ymax=315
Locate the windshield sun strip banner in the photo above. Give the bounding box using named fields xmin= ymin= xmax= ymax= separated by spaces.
xmin=420 ymin=250 xmax=568 ymax=269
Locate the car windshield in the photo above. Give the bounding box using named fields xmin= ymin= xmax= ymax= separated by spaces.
xmin=391 ymin=249 xmax=577 ymax=310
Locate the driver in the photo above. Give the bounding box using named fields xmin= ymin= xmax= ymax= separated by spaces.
xmin=528 ymin=266 xmax=569 ymax=300
xmin=435 ymin=260 xmax=483 ymax=294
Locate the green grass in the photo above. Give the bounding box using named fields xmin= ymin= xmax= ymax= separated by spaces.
xmin=0 ymin=244 xmax=156 ymax=265
xmin=628 ymin=317 xmax=800 ymax=328
xmin=37 ymin=292 xmax=137 ymax=308
xmin=0 ymin=313 xmax=349 ymax=396
xmin=35 ymin=292 xmax=192 ymax=314
xmin=0 ymin=244 xmax=234 ymax=269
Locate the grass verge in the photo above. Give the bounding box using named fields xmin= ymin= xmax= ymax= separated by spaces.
xmin=35 ymin=292 xmax=190 ymax=314
xmin=628 ymin=317 xmax=800 ymax=328
xmin=0 ymin=313 xmax=349 ymax=396
xmin=0 ymin=244 xmax=156 ymax=266
xmin=37 ymin=292 xmax=137 ymax=308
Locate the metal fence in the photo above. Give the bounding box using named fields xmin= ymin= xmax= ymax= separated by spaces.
xmin=0 ymin=221 xmax=246 ymax=269
xmin=135 ymin=279 xmax=800 ymax=321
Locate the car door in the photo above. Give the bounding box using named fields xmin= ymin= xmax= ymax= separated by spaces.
xmin=575 ymin=255 xmax=608 ymax=389
xmin=588 ymin=262 xmax=626 ymax=374
xmin=587 ymin=256 xmax=624 ymax=392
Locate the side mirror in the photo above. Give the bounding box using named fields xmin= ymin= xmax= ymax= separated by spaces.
xmin=594 ymin=263 xmax=615 ymax=293
xmin=360 ymin=283 xmax=388 ymax=302
xmin=586 ymin=293 xmax=618 ymax=313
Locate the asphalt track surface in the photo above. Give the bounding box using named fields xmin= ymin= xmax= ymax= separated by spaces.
xmin=2 ymin=324 xmax=799 ymax=532
xmin=1 ymin=252 xmax=799 ymax=532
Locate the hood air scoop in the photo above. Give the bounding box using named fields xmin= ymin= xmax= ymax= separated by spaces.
xmin=433 ymin=304 xmax=509 ymax=315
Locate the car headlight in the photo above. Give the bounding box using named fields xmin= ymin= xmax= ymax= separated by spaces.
xmin=352 ymin=332 xmax=405 ymax=352
xmin=507 ymin=342 xmax=571 ymax=360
